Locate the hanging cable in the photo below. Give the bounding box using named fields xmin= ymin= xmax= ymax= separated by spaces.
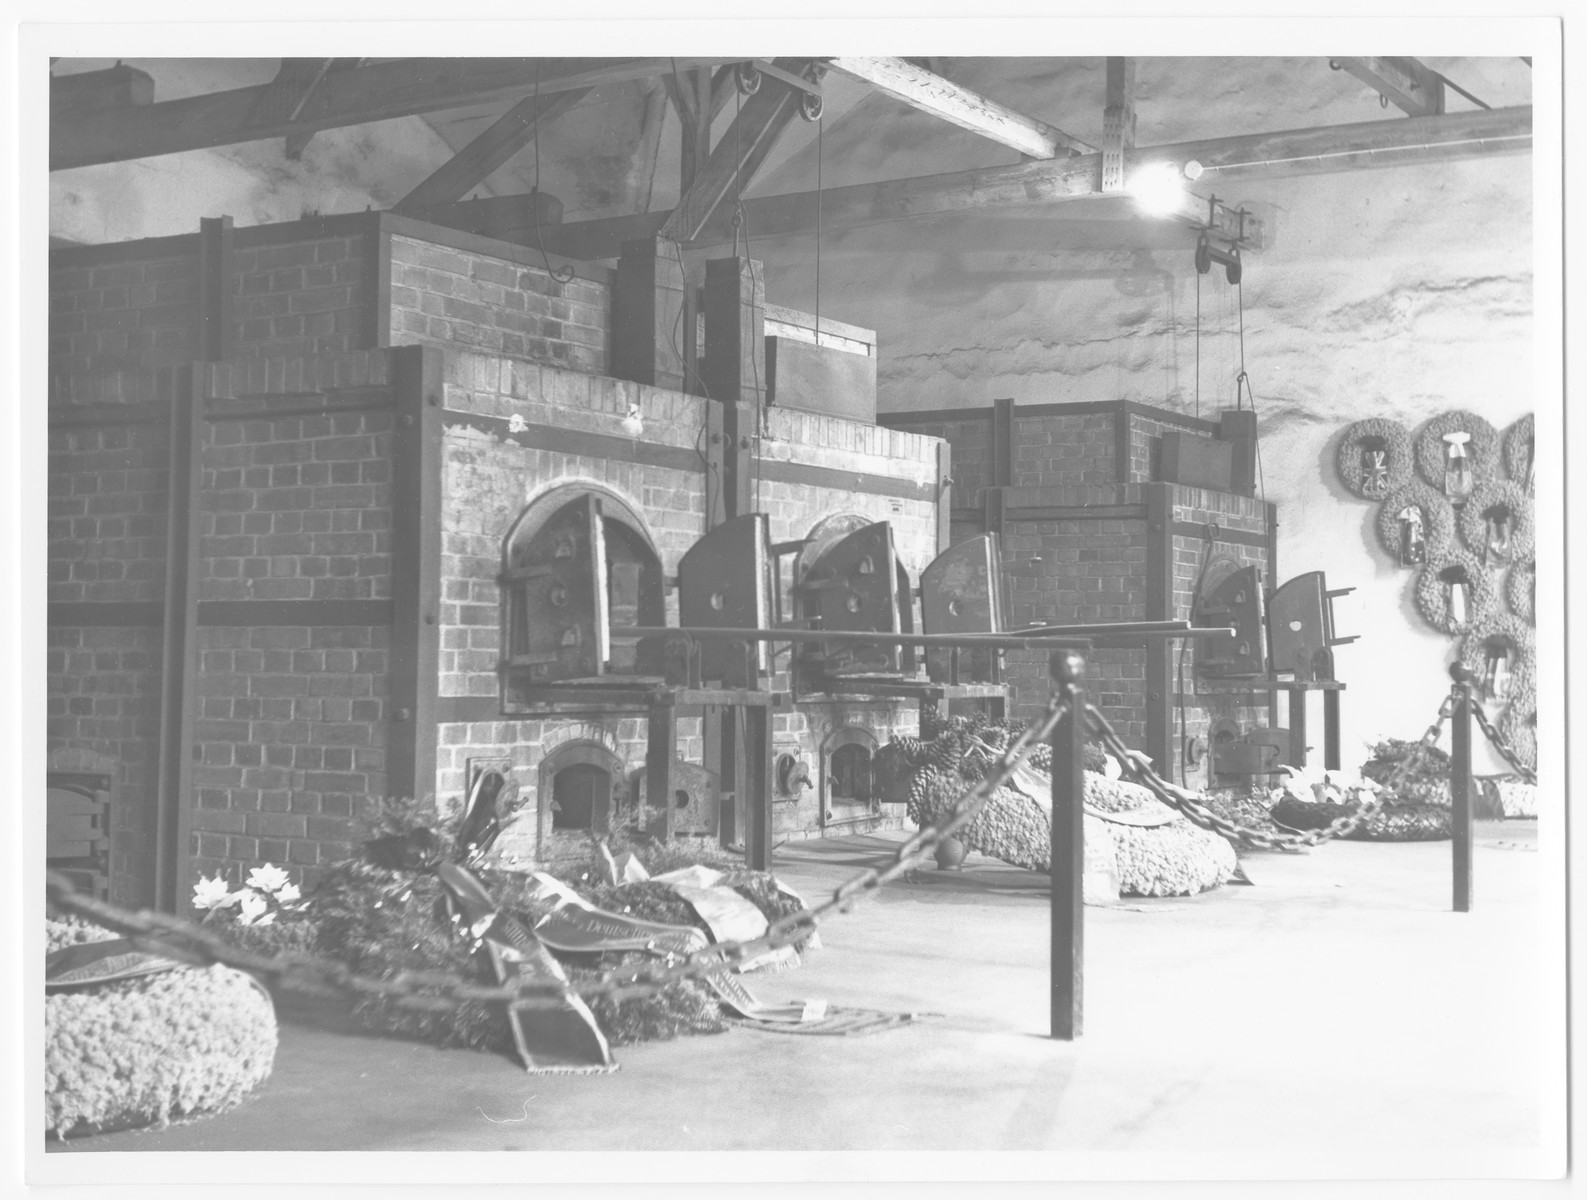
xmin=1234 ymin=275 xmax=1268 ymax=508
xmin=729 ymin=83 xmax=766 ymax=514
xmin=815 ymin=111 xmax=824 ymax=351
xmin=1194 ymin=268 xmax=1201 ymax=420
xmin=1177 ymin=525 xmax=1218 ymax=784
xmin=531 ymin=62 xmax=576 ymax=286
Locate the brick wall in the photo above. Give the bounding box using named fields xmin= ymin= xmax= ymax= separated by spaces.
xmin=198 ymin=407 xmax=393 ymax=604
xmin=231 ymin=235 xmax=369 ymax=361
xmin=48 ymin=410 xmax=171 ymax=905
xmin=50 ymin=253 xmax=198 ymax=375
xmin=1012 ymin=411 xmax=1117 ymax=487
xmin=388 ymin=235 xmax=610 ymax=376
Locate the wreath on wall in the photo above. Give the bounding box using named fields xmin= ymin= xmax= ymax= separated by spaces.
xmin=1456 ymin=478 xmax=1534 ymax=564
xmin=1500 ymin=699 xmax=1537 ymax=773
xmin=1375 ymin=479 xmax=1455 ymax=566
xmin=1505 ymin=560 xmax=1535 ymax=624
xmin=1457 ymin=612 xmax=1536 ymax=713
xmin=1414 ymin=410 xmax=1499 ymax=491
xmin=1336 ymin=417 xmax=1414 ymax=500
xmin=1503 ymin=413 xmax=1534 ymax=490
xmin=1414 ymin=548 xmax=1499 ymax=636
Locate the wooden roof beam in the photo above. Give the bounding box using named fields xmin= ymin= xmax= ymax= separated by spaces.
xmin=825 ymin=56 xmax=1094 ymax=158
xmin=418 ymin=105 xmax=1530 ymax=260
xmin=658 ymin=57 xmax=824 ymax=244
xmin=50 ymin=56 xmax=731 ymax=171
xmin=1331 ymin=57 xmax=1446 ymax=117
xmin=50 ymin=63 xmax=155 ymax=117
xmin=392 ymin=86 xmax=592 ymax=212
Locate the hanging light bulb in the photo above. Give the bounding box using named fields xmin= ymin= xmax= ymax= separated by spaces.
xmin=1128 ymin=161 xmax=1186 ymax=217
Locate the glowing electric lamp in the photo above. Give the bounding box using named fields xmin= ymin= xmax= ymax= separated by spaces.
xmin=1128 ymin=162 xmax=1186 ymax=217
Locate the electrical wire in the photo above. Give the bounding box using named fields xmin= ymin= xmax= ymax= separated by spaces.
xmin=815 ymin=112 xmax=824 ymax=351
xmin=1176 ymin=526 xmax=1218 ymax=785
xmin=530 ymin=63 xmax=576 ymax=287
xmin=1194 ymin=268 xmax=1201 ymax=419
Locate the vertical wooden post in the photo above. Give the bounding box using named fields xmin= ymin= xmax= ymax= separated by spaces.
xmin=1450 ymin=665 xmax=1474 ymax=912
xmin=388 ymin=345 xmax=444 ymax=808
xmin=153 ymin=364 xmax=204 ymax=913
xmin=1144 ymin=483 xmax=1175 ymax=779
xmin=1323 ymin=687 xmax=1341 ymax=771
xmin=990 ymin=397 xmax=1015 ymax=489
xmin=197 ymin=216 xmax=234 ymax=361
xmin=1287 ymin=689 xmax=1308 ymax=769
xmin=645 ymin=693 xmax=678 ymax=839
xmin=702 ymin=257 xmax=764 ymax=520
xmin=744 ymin=705 xmax=774 ymax=870
xmin=1050 ymin=651 xmax=1086 ymax=1040
xmin=936 ymin=440 xmax=953 ymax=555
xmin=365 ymin=210 xmax=393 ymax=350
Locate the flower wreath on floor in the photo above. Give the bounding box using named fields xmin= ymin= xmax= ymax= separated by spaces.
xmin=1414 ymin=410 xmax=1500 ymax=490
xmin=1503 ymin=413 xmax=1534 ymax=490
xmin=45 ymin=916 xmax=278 ymax=1139
xmin=1414 ymin=548 xmax=1499 ymax=635
xmin=1458 ymin=612 xmax=1537 ymax=714
xmin=1457 ymin=478 xmax=1534 ymax=563
xmin=1375 ymin=479 xmax=1455 ymax=565
xmin=1506 ymin=560 xmax=1535 ymax=624
xmin=1336 ymin=417 xmax=1415 ymax=500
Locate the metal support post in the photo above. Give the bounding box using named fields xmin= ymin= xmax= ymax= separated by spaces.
xmin=1050 ymin=651 xmax=1086 ymax=1040
xmin=1449 ymin=664 xmax=1474 ymax=912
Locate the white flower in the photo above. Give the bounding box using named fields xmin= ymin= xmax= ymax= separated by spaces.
xmin=507 ymin=412 xmax=528 ymax=434
xmin=275 ymin=882 xmax=301 ymax=905
xmin=191 ymin=874 xmax=235 ymax=910
xmin=246 ymin=864 xmax=292 ymax=894
xmin=235 ymin=890 xmax=269 ymax=926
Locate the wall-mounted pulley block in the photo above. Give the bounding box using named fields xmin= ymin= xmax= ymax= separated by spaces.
xmin=1195 ymin=232 xmax=1242 ymax=284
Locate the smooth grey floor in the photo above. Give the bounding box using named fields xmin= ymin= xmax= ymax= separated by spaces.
xmin=46 ymin=820 xmax=1556 ymax=1176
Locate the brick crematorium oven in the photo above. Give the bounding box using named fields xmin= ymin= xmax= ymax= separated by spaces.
xmin=48 ymin=211 xmax=1348 ymax=913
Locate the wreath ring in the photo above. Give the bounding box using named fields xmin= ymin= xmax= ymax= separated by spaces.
xmin=1336 ymin=417 xmax=1414 ymax=500
xmin=1375 ymin=479 xmax=1454 ymax=566
xmin=1506 ymin=559 xmax=1535 ymax=624
xmin=1413 ymin=548 xmax=1499 ymax=635
xmin=1457 ymin=478 xmax=1533 ymax=562
xmin=1414 ymin=410 xmax=1500 ymax=490
xmin=1503 ymin=413 xmax=1534 ymax=489
xmin=1458 ymin=611 xmax=1537 ymax=713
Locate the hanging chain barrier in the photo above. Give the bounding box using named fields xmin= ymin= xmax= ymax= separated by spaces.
xmin=1383 ymin=693 xmax=1455 ymax=797
xmin=46 ymin=694 xmax=1072 ymax=1016
xmin=1468 ymin=700 xmax=1537 ymax=785
xmin=1081 ymin=703 xmax=1381 ymax=850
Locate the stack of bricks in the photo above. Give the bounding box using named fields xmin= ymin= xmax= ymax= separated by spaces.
xmin=231 ymin=235 xmax=368 ymax=361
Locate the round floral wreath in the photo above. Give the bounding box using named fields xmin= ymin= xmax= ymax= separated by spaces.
xmin=1414 ymin=548 xmax=1499 ymax=635
xmin=1458 ymin=611 xmax=1536 ymax=713
xmin=1506 ymin=559 xmax=1535 ymax=624
xmin=1336 ymin=417 xmax=1415 ymax=500
xmin=1456 ymin=478 xmax=1534 ymax=562
xmin=1503 ymin=413 xmax=1534 ymax=489
xmin=1375 ymin=479 xmax=1455 ymax=565
xmin=1414 ymin=410 xmax=1500 ymax=490
xmin=1500 ymin=698 xmax=1537 ymax=773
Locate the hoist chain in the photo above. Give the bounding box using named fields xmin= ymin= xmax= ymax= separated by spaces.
xmin=46 ymin=694 xmax=1071 ymax=1016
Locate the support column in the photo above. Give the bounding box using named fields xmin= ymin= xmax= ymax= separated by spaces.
xmin=1050 ymin=651 xmax=1086 ymax=1040
xmin=744 ymin=705 xmax=774 ymax=871
xmin=613 ymin=236 xmax=688 ymax=393
xmin=388 ymin=345 xmax=444 ymax=809
xmin=1144 ymin=483 xmax=1175 ymax=778
xmin=197 ymin=216 xmax=234 ymax=361
xmin=1287 ymin=689 xmax=1309 ymax=768
xmin=702 ymin=256 xmax=766 ymax=409
xmin=1450 ymin=666 xmax=1474 ymax=912
xmin=645 ymin=693 xmax=678 ymax=840
xmin=153 ymin=365 xmax=204 ymax=914
xmin=1323 ymin=688 xmax=1341 ymax=771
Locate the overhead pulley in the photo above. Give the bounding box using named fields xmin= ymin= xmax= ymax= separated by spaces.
xmin=1195 ymin=232 xmax=1243 ymax=285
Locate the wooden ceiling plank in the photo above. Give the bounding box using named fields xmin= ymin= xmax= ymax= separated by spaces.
xmin=1332 ymin=57 xmax=1446 ymax=117
xmin=422 ymin=105 xmax=1529 ymax=260
xmin=248 ymin=58 xmax=337 ymax=127
xmin=827 ymin=56 xmax=1094 ymax=158
xmin=393 ymin=86 xmax=592 ymax=213
xmin=51 ymin=56 xmax=730 ymax=171
xmin=657 ymin=57 xmax=824 ymax=244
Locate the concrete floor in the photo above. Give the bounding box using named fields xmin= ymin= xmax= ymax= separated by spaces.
xmin=45 ymin=820 xmax=1559 ymax=1178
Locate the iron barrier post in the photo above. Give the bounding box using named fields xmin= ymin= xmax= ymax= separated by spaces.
xmin=1449 ymin=663 xmax=1474 ymax=912
xmin=1050 ymin=651 xmax=1086 ymax=1039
